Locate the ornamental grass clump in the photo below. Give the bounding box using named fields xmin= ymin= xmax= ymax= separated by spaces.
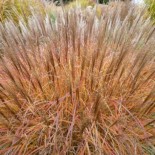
xmin=0 ymin=0 xmax=45 ymax=23
xmin=0 ymin=5 xmax=155 ymax=155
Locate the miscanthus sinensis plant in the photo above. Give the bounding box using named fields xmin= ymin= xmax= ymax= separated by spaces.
xmin=0 ymin=0 xmax=45 ymax=23
xmin=0 ymin=4 xmax=155 ymax=155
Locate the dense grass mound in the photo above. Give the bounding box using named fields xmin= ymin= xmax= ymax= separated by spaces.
xmin=0 ymin=5 xmax=155 ymax=154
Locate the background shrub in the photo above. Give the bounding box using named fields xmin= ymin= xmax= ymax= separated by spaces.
xmin=52 ymin=0 xmax=109 ymax=5
xmin=68 ymin=0 xmax=95 ymax=8
xmin=99 ymin=0 xmax=109 ymax=4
